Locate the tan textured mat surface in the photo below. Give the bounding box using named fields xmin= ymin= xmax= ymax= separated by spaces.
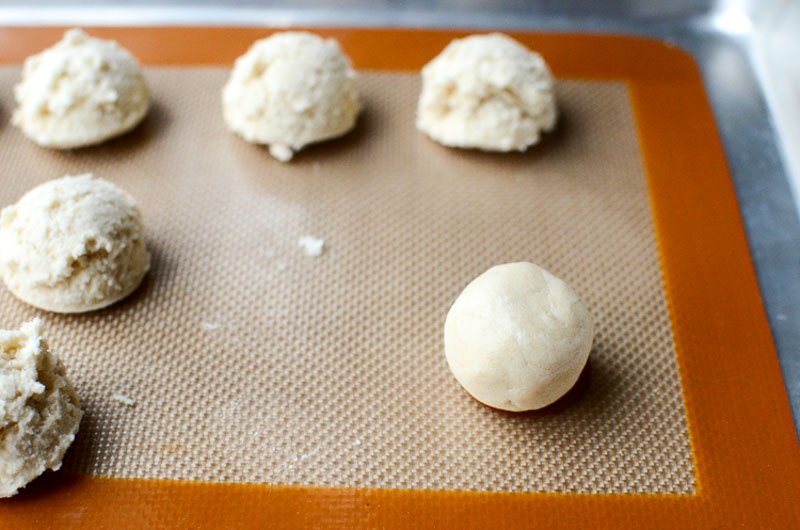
xmin=0 ymin=67 xmax=695 ymax=493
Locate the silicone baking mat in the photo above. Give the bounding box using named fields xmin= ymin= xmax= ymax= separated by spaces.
xmin=0 ymin=28 xmax=799 ymax=528
xmin=0 ymin=68 xmax=694 ymax=494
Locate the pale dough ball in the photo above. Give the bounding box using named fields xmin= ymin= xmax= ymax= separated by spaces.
xmin=0 ymin=174 xmax=151 ymax=313
xmin=1 ymin=318 xmax=83 ymax=498
xmin=444 ymin=262 xmax=593 ymax=411
xmin=417 ymin=33 xmax=557 ymax=152
xmin=222 ymin=31 xmax=360 ymax=162
xmin=12 ymin=28 xmax=150 ymax=149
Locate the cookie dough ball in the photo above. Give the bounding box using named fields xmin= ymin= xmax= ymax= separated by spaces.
xmin=444 ymin=262 xmax=593 ymax=411
xmin=1 ymin=318 xmax=83 ymax=498
xmin=0 ymin=174 xmax=151 ymax=313
xmin=12 ymin=28 xmax=150 ymax=149
xmin=222 ymin=31 xmax=360 ymax=162
xmin=417 ymin=33 xmax=557 ymax=152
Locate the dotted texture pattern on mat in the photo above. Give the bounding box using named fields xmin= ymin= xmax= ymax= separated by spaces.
xmin=0 ymin=68 xmax=695 ymax=494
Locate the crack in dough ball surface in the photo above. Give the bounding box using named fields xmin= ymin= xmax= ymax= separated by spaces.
xmin=444 ymin=262 xmax=593 ymax=412
xmin=222 ymin=31 xmax=361 ymax=162
xmin=12 ymin=28 xmax=150 ymax=149
xmin=417 ymin=33 xmax=557 ymax=152
xmin=1 ymin=319 xmax=82 ymax=498
xmin=0 ymin=174 xmax=151 ymax=314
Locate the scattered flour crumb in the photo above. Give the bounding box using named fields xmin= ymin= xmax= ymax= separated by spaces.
xmin=298 ymin=236 xmax=325 ymax=257
xmin=112 ymin=394 xmax=136 ymax=407
xmin=354 ymin=439 xmax=362 ymax=446
xmin=202 ymin=322 xmax=220 ymax=332
xmin=276 ymin=260 xmax=288 ymax=271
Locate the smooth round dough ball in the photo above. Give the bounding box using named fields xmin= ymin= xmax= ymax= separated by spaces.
xmin=417 ymin=33 xmax=557 ymax=152
xmin=12 ymin=28 xmax=150 ymax=149
xmin=1 ymin=318 xmax=83 ymax=498
xmin=444 ymin=262 xmax=593 ymax=412
xmin=0 ymin=174 xmax=151 ymax=313
xmin=222 ymin=31 xmax=360 ymax=162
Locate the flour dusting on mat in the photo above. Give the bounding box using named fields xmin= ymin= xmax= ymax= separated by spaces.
xmin=112 ymin=394 xmax=136 ymax=407
xmin=298 ymin=236 xmax=325 ymax=257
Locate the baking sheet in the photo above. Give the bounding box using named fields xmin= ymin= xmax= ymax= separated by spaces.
xmin=2 ymin=28 xmax=800 ymax=529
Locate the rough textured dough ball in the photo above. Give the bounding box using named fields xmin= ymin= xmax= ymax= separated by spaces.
xmin=417 ymin=33 xmax=557 ymax=152
xmin=0 ymin=174 xmax=151 ymax=313
xmin=222 ymin=31 xmax=360 ymax=162
xmin=12 ymin=28 xmax=150 ymax=149
xmin=1 ymin=318 xmax=83 ymax=498
xmin=444 ymin=262 xmax=593 ymax=411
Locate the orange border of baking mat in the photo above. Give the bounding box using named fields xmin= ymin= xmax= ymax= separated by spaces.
xmin=1 ymin=27 xmax=799 ymax=528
